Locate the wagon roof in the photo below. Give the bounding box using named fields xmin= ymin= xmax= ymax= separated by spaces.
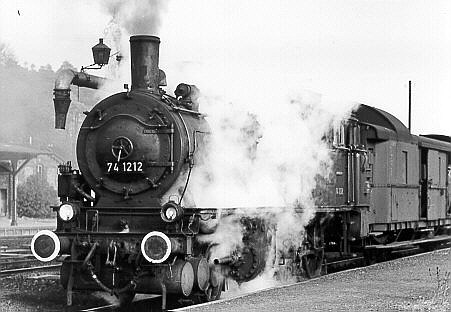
xmin=417 ymin=135 xmax=451 ymax=152
xmin=355 ymin=104 xmax=412 ymax=142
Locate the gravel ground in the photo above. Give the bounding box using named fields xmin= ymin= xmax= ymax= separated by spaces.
xmin=0 ymin=269 xmax=111 ymax=312
xmin=0 ymin=218 xmax=115 ymax=311
xmin=181 ymin=248 xmax=451 ymax=312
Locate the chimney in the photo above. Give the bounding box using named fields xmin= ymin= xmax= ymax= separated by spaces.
xmin=130 ymin=35 xmax=161 ymax=91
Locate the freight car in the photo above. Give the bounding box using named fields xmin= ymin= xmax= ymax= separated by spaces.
xmin=30 ymin=35 xmax=451 ymax=309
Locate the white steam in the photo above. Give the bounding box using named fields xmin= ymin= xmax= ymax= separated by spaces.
xmin=96 ymin=0 xmax=168 ymax=91
xmin=101 ymin=0 xmax=167 ymax=35
xmin=191 ymin=90 xmax=348 ymax=209
xmin=176 ymin=61 xmax=356 ymax=290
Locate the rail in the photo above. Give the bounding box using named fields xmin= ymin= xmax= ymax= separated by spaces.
xmin=0 ymin=263 xmax=61 ymax=275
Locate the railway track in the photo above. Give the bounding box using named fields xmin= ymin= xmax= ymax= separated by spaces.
xmin=323 ymin=233 xmax=451 ymax=273
xmin=0 ymin=233 xmax=60 ymax=275
xmin=75 ymin=295 xmax=162 ymax=312
xmin=77 ymin=236 xmax=451 ymax=312
xmin=1 ymin=234 xmax=449 ymax=311
xmin=0 ymin=263 xmax=62 ymax=275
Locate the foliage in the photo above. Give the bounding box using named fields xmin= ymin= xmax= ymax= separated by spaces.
xmin=0 ymin=40 xmax=99 ymax=163
xmin=16 ymin=173 xmax=58 ymax=218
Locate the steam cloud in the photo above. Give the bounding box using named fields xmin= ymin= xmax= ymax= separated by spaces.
xmin=102 ymin=0 xmax=167 ymax=35
xmin=179 ymin=63 xmax=356 ymax=290
xmin=100 ymin=0 xmax=167 ymax=57
xmin=98 ymin=0 xmax=168 ymax=90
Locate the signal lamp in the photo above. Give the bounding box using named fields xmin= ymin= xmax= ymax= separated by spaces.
xmin=92 ymin=38 xmax=111 ymax=66
xmin=81 ymin=38 xmax=115 ymax=71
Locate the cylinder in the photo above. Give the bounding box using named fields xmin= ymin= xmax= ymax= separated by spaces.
xmin=135 ymin=260 xmax=195 ymax=296
xmin=164 ymin=259 xmax=194 ymax=296
xmin=130 ymin=35 xmax=160 ymax=91
xmin=188 ymin=257 xmax=210 ymax=291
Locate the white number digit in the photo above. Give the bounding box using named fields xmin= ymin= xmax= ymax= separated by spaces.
xmin=137 ymin=162 xmax=143 ymax=172
xmin=114 ymin=163 xmax=119 ymax=172
xmin=107 ymin=162 xmax=112 ymax=172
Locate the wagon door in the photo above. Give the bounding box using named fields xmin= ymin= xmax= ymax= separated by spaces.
xmin=425 ymin=150 xmax=447 ymax=220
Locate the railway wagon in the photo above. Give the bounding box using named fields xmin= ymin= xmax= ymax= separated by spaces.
xmin=307 ymin=105 xmax=451 ymax=271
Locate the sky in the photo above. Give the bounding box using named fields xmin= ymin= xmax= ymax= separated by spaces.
xmin=0 ymin=0 xmax=450 ymax=135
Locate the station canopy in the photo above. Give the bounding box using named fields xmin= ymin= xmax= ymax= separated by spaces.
xmin=0 ymin=143 xmax=52 ymax=161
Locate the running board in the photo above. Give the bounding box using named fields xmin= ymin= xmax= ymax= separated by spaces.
xmin=365 ymin=235 xmax=451 ymax=250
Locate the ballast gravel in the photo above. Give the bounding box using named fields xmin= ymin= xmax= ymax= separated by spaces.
xmin=182 ymin=248 xmax=451 ymax=312
xmin=0 ymin=249 xmax=449 ymax=311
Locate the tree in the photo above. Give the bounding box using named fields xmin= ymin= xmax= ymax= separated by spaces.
xmin=0 ymin=42 xmax=17 ymax=66
xmin=16 ymin=173 xmax=58 ymax=218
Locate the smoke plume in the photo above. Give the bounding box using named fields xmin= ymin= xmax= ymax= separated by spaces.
xmin=102 ymin=0 xmax=167 ymax=35
xmin=97 ymin=0 xmax=168 ymax=92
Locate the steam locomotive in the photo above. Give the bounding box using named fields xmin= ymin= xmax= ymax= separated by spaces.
xmin=31 ymin=35 xmax=451 ymax=309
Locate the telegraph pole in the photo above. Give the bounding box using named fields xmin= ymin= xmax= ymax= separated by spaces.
xmin=408 ymin=80 xmax=412 ymax=132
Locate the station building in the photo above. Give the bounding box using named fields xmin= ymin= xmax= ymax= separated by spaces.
xmin=0 ymin=143 xmax=61 ymax=225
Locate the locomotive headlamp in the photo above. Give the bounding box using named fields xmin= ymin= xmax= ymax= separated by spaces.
xmin=141 ymin=231 xmax=172 ymax=263
xmin=165 ymin=207 xmax=177 ymax=220
xmin=161 ymin=201 xmax=184 ymax=223
xmin=58 ymin=203 xmax=76 ymax=222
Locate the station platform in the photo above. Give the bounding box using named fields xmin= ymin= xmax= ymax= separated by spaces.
xmin=179 ymin=248 xmax=451 ymax=312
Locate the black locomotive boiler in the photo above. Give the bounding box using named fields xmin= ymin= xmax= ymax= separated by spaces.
xmin=30 ymin=34 xmax=451 ymax=309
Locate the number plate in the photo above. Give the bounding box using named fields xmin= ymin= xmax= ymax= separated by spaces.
xmin=106 ymin=161 xmax=143 ymax=173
